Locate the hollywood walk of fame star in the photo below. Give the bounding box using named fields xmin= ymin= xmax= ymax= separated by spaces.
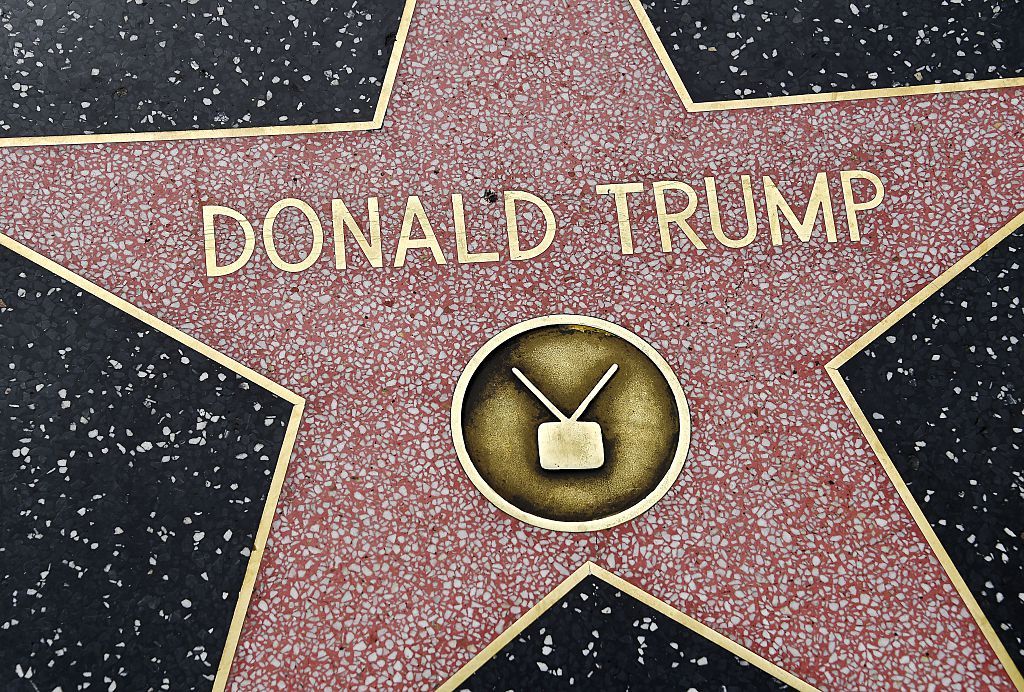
xmin=1 ymin=0 xmax=1023 ymax=688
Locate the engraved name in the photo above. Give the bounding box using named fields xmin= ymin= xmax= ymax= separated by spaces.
xmin=202 ymin=170 xmax=883 ymax=276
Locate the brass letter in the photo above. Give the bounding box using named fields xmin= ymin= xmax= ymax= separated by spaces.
xmin=505 ymin=191 xmax=556 ymax=261
xmin=764 ymin=173 xmax=838 ymax=245
xmin=705 ymin=176 xmax=757 ymax=249
xmin=203 ymin=205 xmax=255 ymax=277
xmin=332 ymin=197 xmax=383 ymax=269
xmin=840 ymin=170 xmax=885 ymax=241
xmin=652 ymin=181 xmax=704 ymax=251
xmin=453 ymin=194 xmax=499 ymax=264
xmin=262 ymin=198 xmax=324 ymax=273
xmin=395 ymin=196 xmax=448 ymax=267
xmin=595 ymin=182 xmax=644 ymax=254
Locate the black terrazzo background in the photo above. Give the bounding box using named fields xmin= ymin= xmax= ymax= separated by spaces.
xmin=0 ymin=0 xmax=407 ymax=139
xmin=460 ymin=575 xmax=794 ymax=690
xmin=0 ymin=244 xmax=294 ymax=691
xmin=840 ymin=224 xmax=1023 ymax=675
xmin=641 ymin=0 xmax=1024 ymax=103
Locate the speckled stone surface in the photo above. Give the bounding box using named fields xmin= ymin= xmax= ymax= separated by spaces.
xmin=0 ymin=0 xmax=407 ymax=138
xmin=641 ymin=0 xmax=1024 ymax=102
xmin=461 ymin=575 xmax=793 ymax=690
xmin=0 ymin=0 xmax=1023 ymax=689
xmin=840 ymin=223 xmax=1024 ymax=677
xmin=0 ymin=245 xmax=294 ymax=690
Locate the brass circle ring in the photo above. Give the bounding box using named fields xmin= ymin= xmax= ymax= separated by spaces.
xmin=451 ymin=314 xmax=690 ymax=532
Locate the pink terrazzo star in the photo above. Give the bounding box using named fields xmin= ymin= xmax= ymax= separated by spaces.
xmin=1 ymin=0 xmax=1023 ymax=689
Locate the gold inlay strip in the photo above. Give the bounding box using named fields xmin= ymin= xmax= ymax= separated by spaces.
xmin=627 ymin=0 xmax=1024 ymax=113
xmin=825 ymin=209 xmax=1024 ymax=690
xmin=0 ymin=0 xmax=417 ymax=149
xmin=0 ymin=232 xmax=305 ymax=691
xmin=438 ymin=561 xmax=820 ymax=691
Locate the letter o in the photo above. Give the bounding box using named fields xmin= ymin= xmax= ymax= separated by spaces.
xmin=262 ymin=198 xmax=324 ymax=272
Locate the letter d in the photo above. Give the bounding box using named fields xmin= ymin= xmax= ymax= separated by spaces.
xmin=505 ymin=191 xmax=556 ymax=261
xmin=203 ymin=205 xmax=256 ymax=277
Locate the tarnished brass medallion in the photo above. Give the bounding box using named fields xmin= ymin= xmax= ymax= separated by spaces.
xmin=451 ymin=315 xmax=690 ymax=532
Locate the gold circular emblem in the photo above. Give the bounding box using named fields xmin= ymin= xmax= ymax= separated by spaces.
xmin=451 ymin=315 xmax=690 ymax=532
